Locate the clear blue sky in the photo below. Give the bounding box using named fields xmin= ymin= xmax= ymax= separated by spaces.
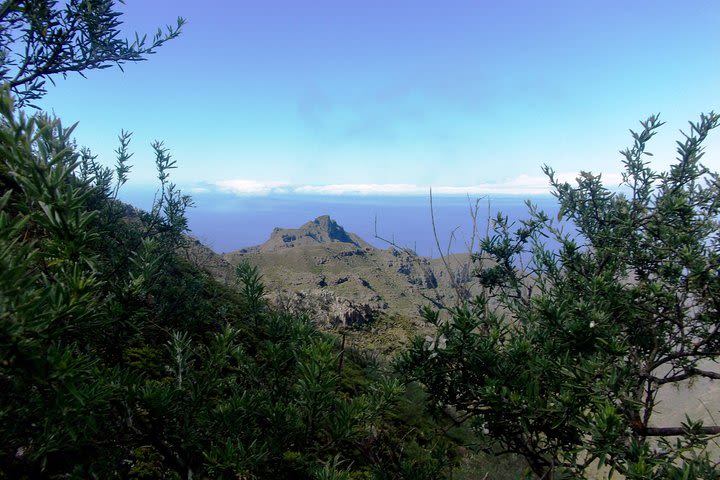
xmin=36 ymin=0 xmax=720 ymax=196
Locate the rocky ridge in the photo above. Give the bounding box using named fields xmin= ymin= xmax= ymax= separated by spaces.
xmin=236 ymin=215 xmax=372 ymax=253
xmin=221 ymin=216 xmax=476 ymax=342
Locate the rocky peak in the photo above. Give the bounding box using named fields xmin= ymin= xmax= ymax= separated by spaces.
xmin=305 ymin=215 xmax=355 ymax=244
xmin=242 ymin=216 xmax=373 ymax=253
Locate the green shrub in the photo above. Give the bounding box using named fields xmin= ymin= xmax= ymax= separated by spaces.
xmin=399 ymin=113 xmax=720 ymax=479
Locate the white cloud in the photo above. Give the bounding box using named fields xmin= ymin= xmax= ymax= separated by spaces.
xmin=432 ymin=172 xmax=626 ymax=195
xmin=209 ymin=172 xmax=625 ymax=197
xmin=295 ymin=183 xmax=426 ymax=195
xmin=215 ymin=179 xmax=290 ymax=195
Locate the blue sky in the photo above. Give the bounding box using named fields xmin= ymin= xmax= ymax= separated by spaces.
xmin=35 ymin=0 xmax=720 ymax=196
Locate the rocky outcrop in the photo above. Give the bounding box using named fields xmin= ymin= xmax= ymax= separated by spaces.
xmin=270 ymin=289 xmax=379 ymax=329
xmin=390 ymin=249 xmax=438 ymax=289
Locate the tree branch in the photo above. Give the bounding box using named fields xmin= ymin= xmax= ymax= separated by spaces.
xmin=637 ymin=425 xmax=720 ymax=436
xmin=651 ymin=367 xmax=720 ymax=385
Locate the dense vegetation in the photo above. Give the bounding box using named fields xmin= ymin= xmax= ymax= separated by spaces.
xmin=3 ymin=2 xmax=720 ymax=479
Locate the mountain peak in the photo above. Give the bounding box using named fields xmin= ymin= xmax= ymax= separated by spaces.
xmin=242 ymin=216 xmax=373 ymax=253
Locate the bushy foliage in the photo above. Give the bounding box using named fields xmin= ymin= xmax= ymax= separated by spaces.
xmin=399 ymin=114 xmax=720 ymax=479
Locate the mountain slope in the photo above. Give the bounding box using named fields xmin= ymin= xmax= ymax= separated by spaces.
xmin=221 ymin=216 xmax=475 ymax=353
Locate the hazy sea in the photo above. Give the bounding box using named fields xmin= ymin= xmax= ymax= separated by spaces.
xmin=120 ymin=188 xmax=560 ymax=256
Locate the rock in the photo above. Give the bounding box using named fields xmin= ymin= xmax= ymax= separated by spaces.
xmin=268 ymin=289 xmax=378 ymax=330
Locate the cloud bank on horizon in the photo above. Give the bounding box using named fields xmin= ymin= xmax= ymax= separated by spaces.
xmin=208 ymin=172 xmax=626 ymax=196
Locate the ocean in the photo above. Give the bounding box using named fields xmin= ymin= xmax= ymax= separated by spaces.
xmin=120 ymin=188 xmax=560 ymax=256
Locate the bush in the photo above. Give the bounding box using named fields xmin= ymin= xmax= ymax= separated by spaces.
xmin=399 ymin=113 xmax=720 ymax=479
